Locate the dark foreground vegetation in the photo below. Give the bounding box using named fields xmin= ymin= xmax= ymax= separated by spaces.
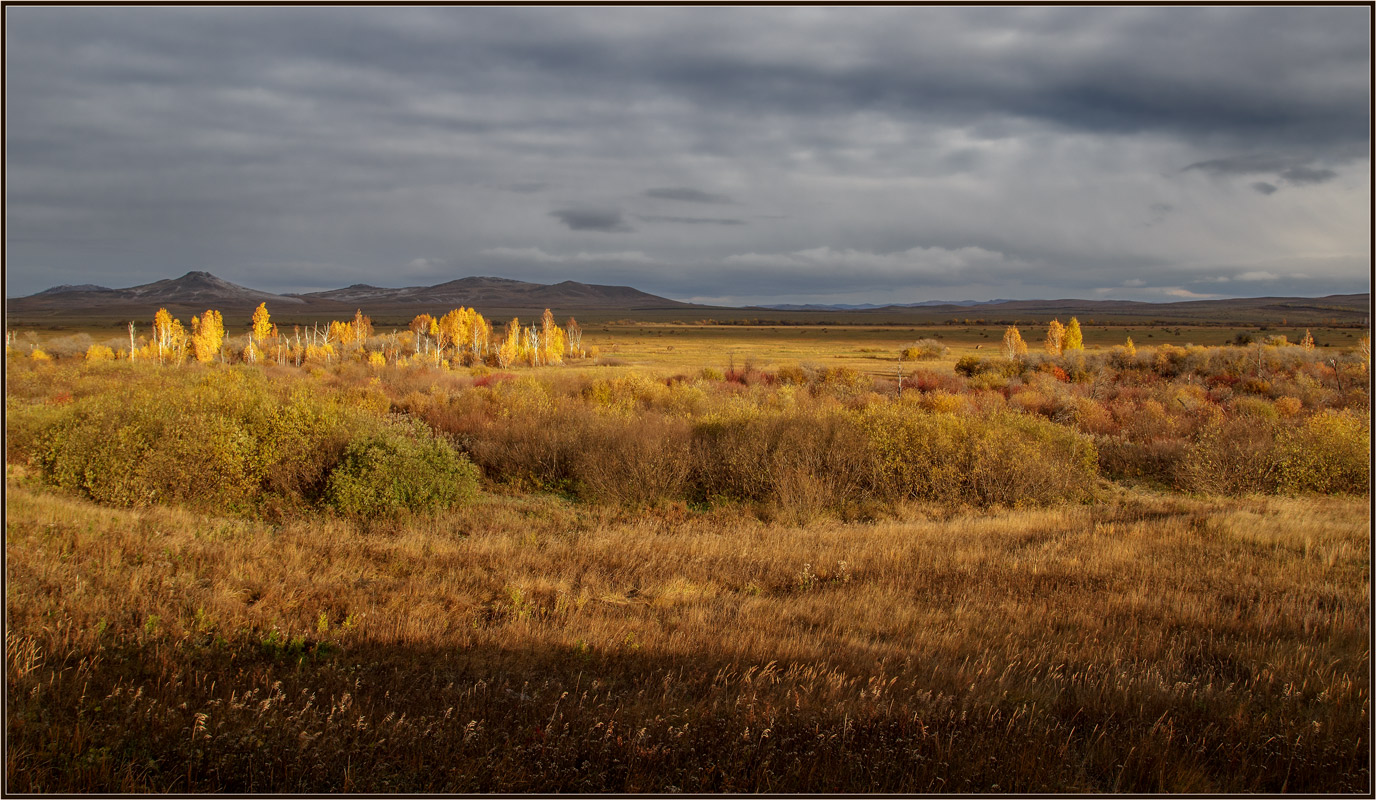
xmin=5 ymin=335 xmax=1370 ymax=792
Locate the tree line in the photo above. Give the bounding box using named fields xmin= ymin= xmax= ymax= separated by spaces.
xmin=96 ymin=304 xmax=591 ymax=368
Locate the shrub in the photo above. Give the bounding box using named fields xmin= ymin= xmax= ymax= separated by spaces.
xmin=953 ymin=355 xmax=985 ymax=377
xmin=688 ymin=407 xmax=872 ymax=513
xmin=908 ymin=369 xmax=964 ymax=394
xmin=1231 ymin=396 xmax=1278 ymax=421
xmin=1176 ymin=417 xmax=1284 ymax=495
xmin=573 ymin=415 xmax=693 ymax=506
xmin=1096 ymin=435 xmax=1189 ymax=486
xmin=1279 ymin=410 xmax=1370 ymax=494
xmin=902 ymin=339 xmax=947 ymax=361
xmin=26 ymin=367 xmax=387 ymax=514
xmin=860 ymin=405 xmax=1097 ymax=507
xmin=1274 ymin=396 xmax=1303 ymax=417
xmin=324 ymin=420 xmax=479 ymax=517
xmin=775 ymin=364 xmax=809 ymax=385
xmin=916 ymin=390 xmax=969 ymax=415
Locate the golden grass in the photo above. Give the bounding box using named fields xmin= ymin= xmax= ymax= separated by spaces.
xmin=6 ymin=474 xmax=1368 ymax=792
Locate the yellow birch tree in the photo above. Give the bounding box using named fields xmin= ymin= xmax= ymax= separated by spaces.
xmin=191 ymin=310 xmax=225 ymax=364
xmin=497 ymin=317 xmax=521 ymax=368
xmin=1001 ymin=326 xmax=1028 ymax=360
xmin=1045 ymin=319 xmax=1065 ymax=356
xmin=251 ymin=303 xmax=272 ymax=344
xmin=1063 ymin=317 xmax=1084 ymax=351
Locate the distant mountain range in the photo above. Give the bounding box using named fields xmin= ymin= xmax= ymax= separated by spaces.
xmin=6 ymin=271 xmax=1369 ymax=327
xmin=9 ymin=271 xmax=695 ymax=313
xmin=759 ymin=300 xmax=1013 ymax=311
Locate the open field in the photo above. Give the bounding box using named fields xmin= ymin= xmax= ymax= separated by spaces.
xmin=6 ymin=318 xmax=1368 ymax=382
xmin=5 ymin=477 xmax=1370 ymax=792
xmin=4 ymin=320 xmax=1371 ymax=792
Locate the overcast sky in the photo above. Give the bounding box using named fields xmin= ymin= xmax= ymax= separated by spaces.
xmin=5 ymin=7 xmax=1370 ymax=304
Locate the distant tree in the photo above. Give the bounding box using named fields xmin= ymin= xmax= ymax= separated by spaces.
xmin=566 ymin=317 xmax=583 ymax=357
xmin=191 ymin=310 xmax=225 ymax=364
xmin=540 ymin=309 xmax=564 ymax=366
xmin=409 ymin=314 xmax=435 ymax=355
xmin=1123 ymin=336 xmax=1136 ymax=357
xmin=1001 ymin=326 xmax=1028 ymax=360
xmin=1045 ymin=319 xmax=1065 ymax=356
xmin=497 ymin=317 xmax=521 ymax=368
xmin=1301 ymin=329 xmax=1315 ymax=351
xmin=251 ymin=303 xmax=272 ymax=345
xmin=438 ymin=308 xmax=466 ymax=361
xmin=471 ymin=312 xmax=492 ymax=361
xmin=351 ymin=309 xmax=373 ymax=349
xmin=525 ymin=323 xmax=541 ymax=366
xmin=1063 ymin=318 xmax=1084 ymax=351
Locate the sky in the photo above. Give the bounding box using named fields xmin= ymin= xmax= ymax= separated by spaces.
xmin=4 ymin=6 xmax=1371 ymax=305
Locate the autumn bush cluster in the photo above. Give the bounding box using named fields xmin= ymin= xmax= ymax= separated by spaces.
xmin=936 ymin=342 xmax=1369 ymax=495
xmin=6 ymin=364 xmax=477 ymax=519
xmin=6 ymin=334 xmax=1369 ymax=521
xmin=5 ymin=334 xmax=1371 ymax=793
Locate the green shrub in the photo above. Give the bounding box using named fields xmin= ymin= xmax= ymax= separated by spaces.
xmin=324 ymin=420 xmax=479 ymax=517
xmin=953 ymin=355 xmax=985 ymax=377
xmin=25 ymin=366 xmax=386 ymax=514
xmin=37 ymin=400 xmax=166 ymax=507
xmin=1279 ymin=410 xmax=1370 ymax=494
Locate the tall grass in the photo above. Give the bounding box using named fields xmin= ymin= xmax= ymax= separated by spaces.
xmin=4 ymin=350 xmax=1369 ymax=791
xmin=4 ymin=482 xmax=1368 ymax=792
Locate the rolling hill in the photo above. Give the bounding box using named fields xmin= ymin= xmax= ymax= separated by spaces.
xmin=7 ymin=272 xmax=696 ymax=317
xmin=5 ymin=271 xmax=1368 ymax=328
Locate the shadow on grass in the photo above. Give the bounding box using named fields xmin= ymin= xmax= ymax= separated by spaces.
xmin=7 ymin=635 xmax=1368 ymax=793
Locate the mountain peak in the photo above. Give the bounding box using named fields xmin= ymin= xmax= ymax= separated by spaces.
xmin=34 ymin=283 xmax=114 ymax=295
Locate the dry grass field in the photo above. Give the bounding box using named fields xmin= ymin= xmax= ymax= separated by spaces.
xmin=5 ymin=478 xmax=1369 ymax=792
xmin=4 ymin=321 xmax=1371 ymax=792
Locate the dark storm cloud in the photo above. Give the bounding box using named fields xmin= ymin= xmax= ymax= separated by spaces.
xmin=550 ymin=209 xmax=633 ymax=233
xmin=1279 ymin=166 xmax=1339 ymax=186
xmin=2 ymin=6 xmax=1369 ymax=301
xmin=1182 ymin=154 xmax=1341 ymax=185
xmin=645 ymin=188 xmax=733 ymax=204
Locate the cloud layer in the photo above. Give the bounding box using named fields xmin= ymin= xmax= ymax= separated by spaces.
xmin=4 ymin=7 xmax=1369 ymax=302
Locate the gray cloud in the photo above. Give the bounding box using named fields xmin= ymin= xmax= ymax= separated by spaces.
xmin=1252 ymin=182 xmax=1279 ymax=195
xmin=1183 ymin=154 xmax=1299 ymax=176
xmin=645 ymin=187 xmax=733 ymax=204
xmin=1279 ymin=166 xmax=1338 ymax=185
xmin=1183 ymin=154 xmax=1343 ymax=187
xmin=551 ymin=209 xmax=633 ymax=233
xmin=637 ymin=215 xmax=746 ymax=226
xmin=2 ymin=7 xmax=1369 ymax=302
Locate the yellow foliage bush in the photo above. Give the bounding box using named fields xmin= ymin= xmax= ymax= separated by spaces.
xmin=1280 ymin=410 xmax=1370 ymax=494
xmin=85 ymin=344 xmax=115 ymax=362
xmin=1274 ymin=396 xmax=1303 ymax=417
xmin=917 ymin=390 xmax=969 ymax=415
